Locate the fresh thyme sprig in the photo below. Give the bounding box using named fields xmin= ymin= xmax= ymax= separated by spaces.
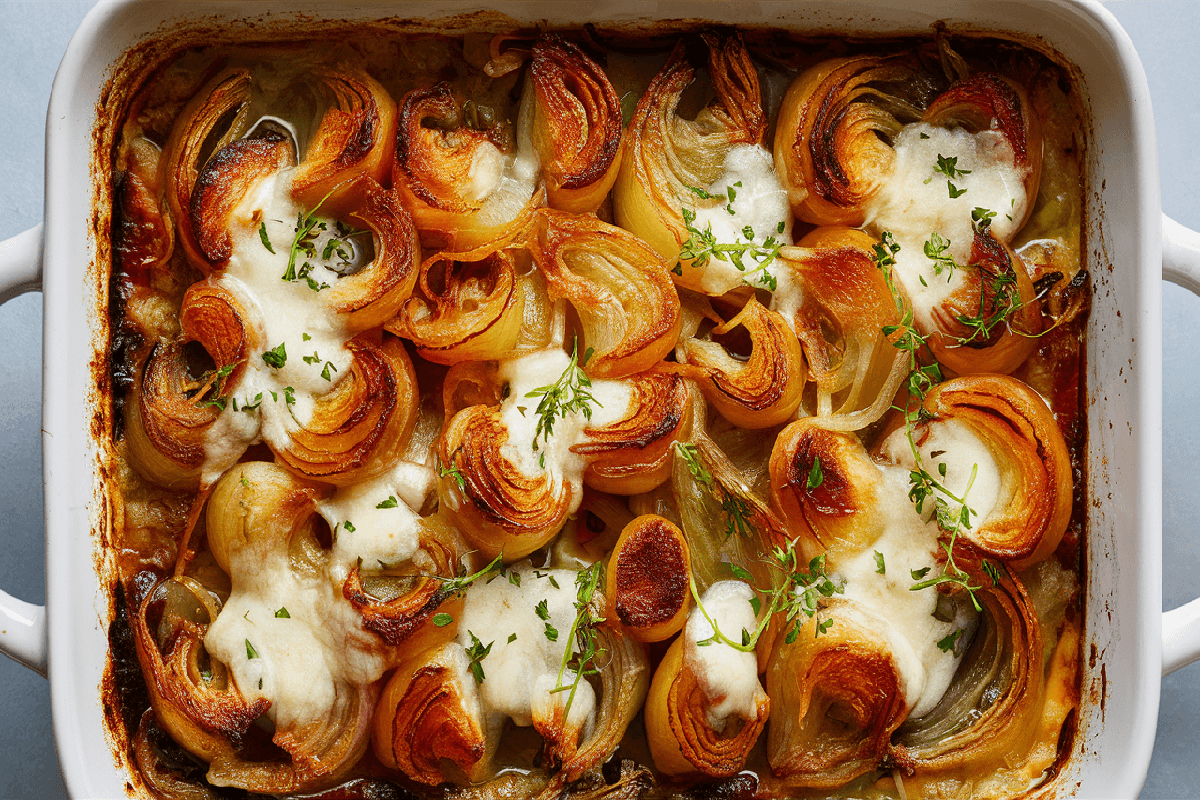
xmin=872 ymin=231 xmax=986 ymax=612
xmin=436 ymin=553 xmax=504 ymax=597
xmin=674 ymin=206 xmax=784 ymax=290
xmin=549 ymin=562 xmax=607 ymax=722
xmin=688 ymin=543 xmax=844 ymax=653
xmin=526 ymin=338 xmax=599 ymax=466
xmin=923 ymin=232 xmax=958 ymax=280
xmin=281 ymin=188 xmax=339 ymax=291
xmin=673 ymin=441 xmax=756 ymax=540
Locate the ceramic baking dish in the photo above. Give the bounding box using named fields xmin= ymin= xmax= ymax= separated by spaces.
xmin=0 ymin=0 xmax=1196 ymax=797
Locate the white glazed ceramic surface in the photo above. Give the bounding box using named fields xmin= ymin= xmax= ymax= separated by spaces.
xmin=0 ymin=1 xmax=1188 ymax=797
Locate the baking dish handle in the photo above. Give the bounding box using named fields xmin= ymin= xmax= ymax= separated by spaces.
xmin=1163 ymin=213 xmax=1200 ymax=676
xmin=0 ymin=223 xmax=46 ymax=677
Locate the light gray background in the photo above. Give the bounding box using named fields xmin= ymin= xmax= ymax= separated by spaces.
xmin=0 ymin=1 xmax=1195 ymax=798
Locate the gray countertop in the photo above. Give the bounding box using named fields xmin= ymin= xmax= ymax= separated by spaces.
xmin=0 ymin=1 xmax=1194 ymax=797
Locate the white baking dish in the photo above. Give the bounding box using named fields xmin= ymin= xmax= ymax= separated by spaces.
xmin=0 ymin=0 xmax=1194 ymax=796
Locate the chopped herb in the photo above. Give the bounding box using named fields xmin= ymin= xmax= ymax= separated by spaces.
xmin=258 ymin=222 xmax=275 ymax=254
xmin=245 ymin=640 xmax=259 ymax=659
xmin=543 ymin=623 xmax=559 ymax=641
xmin=535 ymin=599 xmax=551 ymax=621
xmin=432 ymin=612 xmax=453 ymax=627
xmin=807 ymin=456 xmax=824 ymax=490
xmin=729 ymin=563 xmax=753 ymax=582
xmin=947 ymin=181 xmax=968 ymax=199
xmin=815 ymin=617 xmax=835 ymax=636
xmin=874 ymin=551 xmax=886 ymax=575
xmin=547 ymin=575 xmax=560 ymax=590
xmin=439 ymin=461 xmax=467 ymax=492
xmin=508 ymin=632 xmax=518 ymax=643
xmin=526 ymin=338 xmax=598 ymax=454
xmin=972 ymin=206 xmax=997 ymax=231
xmin=240 ymin=476 xmax=250 ymax=489
xmin=376 ymin=496 xmax=399 ymax=509
xmin=321 ymin=361 xmax=337 ymax=382
xmin=911 ymin=567 xmax=932 ymax=580
xmin=933 ymin=154 xmax=971 ymax=181
xmin=465 ymin=630 xmax=493 ymax=683
xmin=343 ymin=520 xmax=356 ymax=532
xmin=303 ymin=351 xmax=321 ymax=365
xmin=283 ymin=386 xmax=296 ymax=407
xmin=302 ymin=332 xmax=311 ymax=341
xmin=923 ymin=231 xmax=958 ymax=279
xmin=982 ymin=559 xmax=1004 ymax=586
xmin=920 ymin=131 xmax=931 ymax=139
xmin=937 ymin=628 xmax=964 ymax=653
xmin=274 ymin=607 xmax=290 ymax=619
xmin=262 ymin=342 xmax=287 ymax=369
xmin=282 ymin=187 xmax=337 ymax=287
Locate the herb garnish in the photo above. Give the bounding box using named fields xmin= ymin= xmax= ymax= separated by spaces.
xmin=439 ymin=460 xmax=467 ymax=492
xmin=245 ymin=639 xmax=259 ymax=660
xmin=923 ymin=232 xmax=958 ymax=279
xmin=689 ymin=544 xmax=844 ymax=651
xmin=807 ymin=456 xmax=824 ymax=490
xmin=525 ymin=338 xmax=598 ymax=458
xmin=432 ymin=612 xmax=453 ymax=627
xmin=549 ymin=562 xmax=606 ymax=722
xmin=376 ymin=496 xmax=399 ymax=509
xmin=258 ymin=222 xmax=275 ymax=254
xmin=274 ymin=607 xmax=290 ymax=619
xmin=465 ymin=631 xmax=493 ymax=683
xmin=674 ymin=203 xmax=782 ymax=290
xmin=873 ymin=231 xmax=986 ymax=611
xmin=673 ymin=441 xmax=755 ymax=540
xmin=874 ymin=551 xmax=886 ymax=575
xmin=262 ymin=342 xmax=287 ymax=369
xmin=937 ymin=628 xmax=964 ymax=654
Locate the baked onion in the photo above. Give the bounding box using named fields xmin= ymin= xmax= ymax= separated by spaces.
xmin=682 ymin=298 xmax=804 ymax=429
xmin=614 ymin=32 xmax=766 ymax=272
xmin=394 ymin=82 xmax=543 ymax=251
xmin=604 ymin=515 xmax=691 ymax=642
xmin=532 ymin=210 xmax=681 ymax=379
xmin=529 ymin=34 xmax=624 ymax=213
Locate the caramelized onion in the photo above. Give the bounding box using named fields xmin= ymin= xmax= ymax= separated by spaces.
xmin=926 ymin=228 xmax=1042 ymax=375
xmin=394 ymin=82 xmax=543 ymax=251
xmin=766 ymin=600 xmax=909 ymax=789
xmin=769 ymin=419 xmax=886 ymax=563
xmin=773 ymin=55 xmax=930 ymax=226
xmin=923 ymin=73 xmax=1043 ymax=235
xmin=529 ymin=35 xmax=624 ymax=213
xmin=391 ymin=242 xmax=534 ymax=364
xmin=163 ymin=68 xmax=253 ymax=274
xmin=371 ymin=642 xmax=491 ymax=785
xmin=320 ymin=177 xmax=419 ymax=334
xmin=533 ymin=210 xmax=681 ymax=379
xmin=646 ymin=637 xmax=768 ymax=778
xmin=272 ymin=335 xmax=419 ymax=486
xmin=291 ymin=66 xmax=398 ymax=215
xmin=125 ymin=282 xmax=256 ymax=490
xmin=910 ymin=375 xmax=1072 ymax=569
xmin=436 ymin=405 xmax=572 ymax=560
xmin=605 ymin=515 xmax=691 ymax=642
xmin=683 ymin=298 xmax=804 ymax=429
xmin=614 ymin=32 xmax=765 ymax=266
xmin=890 ymin=558 xmax=1044 ymax=779
xmin=115 ymin=136 xmax=174 ymax=286
xmin=777 ymin=227 xmax=907 ymax=428
xmin=574 ymin=372 xmax=692 ymax=495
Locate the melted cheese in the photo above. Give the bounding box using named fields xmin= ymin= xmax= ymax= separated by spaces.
xmin=831 ymin=420 xmax=1002 ymax=718
xmin=456 ymin=565 xmax=596 ymax=736
xmin=684 ymin=580 xmax=767 ymax=731
xmin=318 ymin=459 xmax=435 ymax=585
xmin=495 ymin=349 xmax=633 ymax=510
xmin=203 ymin=528 xmax=387 ymax=730
xmin=864 ymin=122 xmax=1028 ymax=330
xmin=199 ymin=169 xmax=363 ymax=484
xmin=688 ymin=144 xmax=792 ymax=295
